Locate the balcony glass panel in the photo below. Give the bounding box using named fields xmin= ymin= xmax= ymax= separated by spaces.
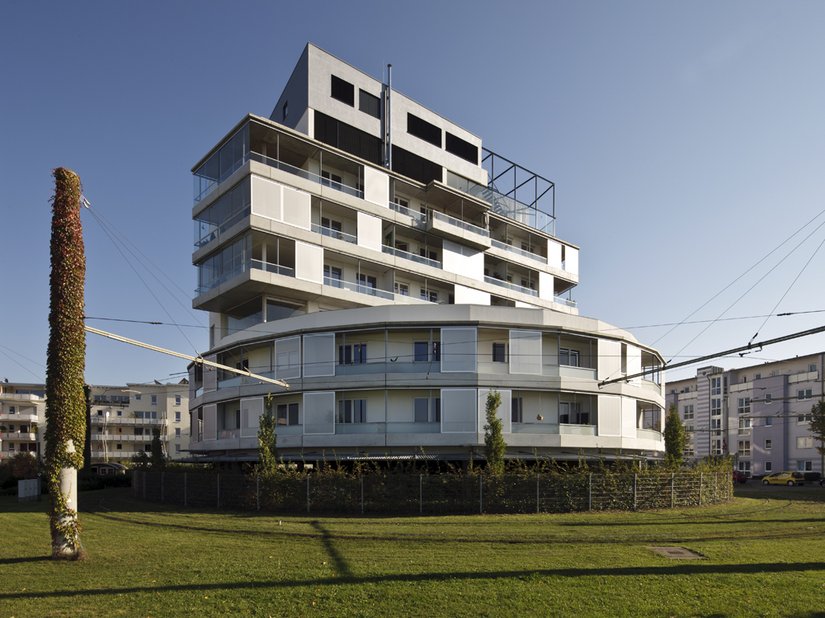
xmin=431 ymin=210 xmax=489 ymax=237
xmin=484 ymin=275 xmax=538 ymax=297
xmin=249 ymin=152 xmax=364 ymax=199
xmin=490 ymin=239 xmax=546 ymax=264
xmin=389 ymin=201 xmax=426 ymax=223
xmin=559 ymin=424 xmax=597 ymax=436
xmin=311 ymin=223 xmax=357 ymax=244
xmin=381 ymin=245 xmax=441 ymax=269
xmin=194 ymin=125 xmax=249 ymax=202
xmin=194 ymin=178 xmax=251 ymax=247
xmin=323 ymin=277 xmax=394 ymax=300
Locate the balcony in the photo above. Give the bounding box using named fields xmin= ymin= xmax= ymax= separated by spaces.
xmin=0 ymin=432 xmax=37 ymax=441
xmin=0 ymin=412 xmax=39 ymax=423
xmin=427 ymin=210 xmax=490 ymax=250
xmin=196 ymin=258 xmax=295 ymax=295
xmin=637 ymin=428 xmax=663 ymax=441
xmin=250 ymin=152 xmax=364 ymax=199
xmin=389 ymin=201 xmax=426 ymax=224
xmin=311 ymin=223 xmax=357 ymax=244
xmin=490 ymin=239 xmax=546 ymax=265
xmin=381 ymin=245 xmax=441 ymax=269
xmin=323 ymin=276 xmax=394 ymax=301
xmin=484 ymin=275 xmax=538 ymax=297
xmin=559 ymin=424 xmax=597 ymax=436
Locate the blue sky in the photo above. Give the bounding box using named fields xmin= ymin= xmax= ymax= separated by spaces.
xmin=2 ymin=1 xmax=825 ymax=385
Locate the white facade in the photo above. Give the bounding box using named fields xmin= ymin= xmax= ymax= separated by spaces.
xmin=0 ymin=383 xmax=45 ymax=460
xmin=666 ymin=353 xmax=824 ymax=476
xmin=188 ymin=44 xmax=665 ymax=463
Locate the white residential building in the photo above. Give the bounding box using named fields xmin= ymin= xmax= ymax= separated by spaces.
xmin=187 ymin=44 xmax=666 ymax=464
xmin=666 ymin=353 xmax=824 ymax=476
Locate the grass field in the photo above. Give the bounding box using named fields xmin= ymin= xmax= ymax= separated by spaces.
xmin=2 ymin=484 xmax=824 ymax=617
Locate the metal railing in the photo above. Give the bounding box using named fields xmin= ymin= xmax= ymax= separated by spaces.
xmin=323 ymin=276 xmax=394 ymax=301
xmin=381 ymin=245 xmax=442 ymax=269
xmin=249 ymin=152 xmax=364 ymax=199
xmin=311 ymin=223 xmax=357 ymax=244
xmin=490 ymin=239 xmax=546 ymax=264
xmin=484 ymin=275 xmax=538 ymax=297
xmin=389 ymin=201 xmax=426 ymax=223
xmin=431 ymin=210 xmax=489 ymax=238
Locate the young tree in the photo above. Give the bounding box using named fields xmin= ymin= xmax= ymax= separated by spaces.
xmin=150 ymin=427 xmax=165 ymax=468
xmin=45 ymin=168 xmax=87 ymax=560
xmin=484 ymin=390 xmax=506 ymax=475
xmin=809 ymin=400 xmax=825 ymax=476
xmin=256 ymin=403 xmax=278 ymax=478
xmin=664 ymin=405 xmax=686 ymax=467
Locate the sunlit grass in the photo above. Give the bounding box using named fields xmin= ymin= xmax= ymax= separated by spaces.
xmin=2 ymin=485 xmax=824 ymax=616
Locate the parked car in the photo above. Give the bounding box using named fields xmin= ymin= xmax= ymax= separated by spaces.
xmin=732 ymin=470 xmax=748 ymax=484
xmin=762 ymin=471 xmax=805 ymax=486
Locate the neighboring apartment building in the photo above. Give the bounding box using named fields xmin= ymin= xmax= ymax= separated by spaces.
xmin=0 ymin=380 xmax=189 ymax=463
xmin=0 ymin=382 xmax=46 ymax=460
xmin=187 ymin=44 xmax=666 ymax=464
xmin=666 ymin=352 xmax=825 ymax=476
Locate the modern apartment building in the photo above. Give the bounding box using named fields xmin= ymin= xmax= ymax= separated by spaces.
xmin=0 ymin=382 xmax=45 ymax=460
xmin=0 ymin=380 xmax=189 ymax=463
xmin=187 ymin=44 xmax=666 ymax=464
xmin=666 ymin=352 xmax=824 ymax=476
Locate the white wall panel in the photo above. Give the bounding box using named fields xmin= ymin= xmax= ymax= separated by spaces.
xmin=441 ymin=388 xmax=477 ymax=433
xmin=509 ymin=330 xmax=542 ymax=375
xmin=598 ymin=340 xmax=622 ymax=382
xmin=275 ymin=336 xmax=301 ymax=380
xmin=441 ymin=327 xmax=477 ymax=373
xmin=282 ymin=186 xmax=311 ymax=229
xmin=479 ymin=388 xmax=512 ymax=434
xmin=294 ymin=241 xmax=322 ymax=283
xmin=251 ymin=176 xmax=282 ymax=221
xmin=598 ymin=394 xmax=622 ymax=437
xmin=356 ymin=211 xmax=382 ymax=252
xmin=303 ymin=333 xmax=335 ymax=377
xmin=202 ymin=404 xmax=217 ymax=441
xmin=240 ymin=397 xmax=264 ymax=438
xmin=303 ymin=391 xmax=335 ymax=435
xmin=363 ymin=165 xmax=389 ymax=206
xmin=454 ymin=284 xmax=490 ymax=306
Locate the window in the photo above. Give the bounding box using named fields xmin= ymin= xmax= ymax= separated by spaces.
xmin=765 ymin=439 xmax=772 ymax=451
xmin=320 ymin=170 xmax=343 ymax=188
xmin=765 ymin=415 xmax=772 ymax=426
xmin=559 ymin=401 xmax=588 ymax=425
xmin=175 ymin=411 xmax=181 ymax=422
xmin=394 ymin=282 xmax=409 ymax=296
xmin=116 ymin=444 xmax=123 ymax=450
xmin=683 ymin=404 xmax=694 ymax=420
xmin=738 ymin=417 xmax=751 ymax=433
xmin=764 ymin=393 xmax=772 ymax=404
xmin=559 ymin=348 xmax=580 ymax=367
xmin=135 ymin=394 xmax=141 ymax=400
xmin=711 ymin=439 xmax=723 ymax=455
xmin=324 ymin=265 xmax=343 ymax=287
xmin=492 ymin=343 xmax=507 ymax=363
xmin=359 ymin=89 xmax=380 ymax=118
xmin=796 ymin=436 xmax=814 ymax=449
xmin=330 ymin=75 xmax=355 ymax=106
xmin=117 ymin=410 xmax=122 ymax=417
xmin=737 ymin=397 xmax=750 ymax=415
xmin=175 ymin=395 xmax=181 ymax=406
xmin=175 ymin=428 xmax=181 ymax=437
xmin=276 ymin=403 xmax=300 ymax=426
xmin=357 ymin=274 xmax=377 ymax=293
xmin=765 ymin=461 xmax=772 ymax=472
xmin=407 ymin=113 xmax=441 ymax=147
xmin=738 ymin=460 xmax=750 ymax=473
xmin=391 ymin=145 xmax=443 ymax=184
xmin=445 ymin=132 xmax=478 ymax=164
xmin=797 ymin=389 xmax=812 ymax=400
xmin=798 ymin=413 xmax=812 ymax=424
xmin=710 ymin=398 xmax=721 ymax=416
xmin=798 ymin=460 xmax=813 ymax=471
xmin=512 ymin=397 xmax=523 ymax=423
xmin=710 ymin=418 xmax=721 ymax=430
xmin=414 ymin=342 xmax=430 ymax=362
xmin=151 ymin=395 xmax=157 ymax=406
xmin=145 ymin=444 xmax=151 ymax=452
xmin=414 ymin=398 xmax=440 ymax=423
xmin=320 ymin=217 xmax=342 ymax=233
xmin=737 ymin=440 xmax=751 ymax=456
xmin=420 ymin=288 xmax=438 ymax=303
xmin=175 ymin=444 xmax=181 ymax=453
xmin=337 ymin=399 xmax=366 ymax=424
xmin=338 ymin=344 xmax=367 ymax=365
xmin=809 ymin=363 xmax=817 ymax=372
xmin=314 ymin=111 xmax=382 ymax=165
xmin=710 ymin=377 xmax=721 ymax=396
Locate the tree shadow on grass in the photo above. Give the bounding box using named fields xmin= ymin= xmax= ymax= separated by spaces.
xmin=2 ymin=561 xmax=825 ymax=601
xmin=310 ymin=520 xmax=353 ymax=577
xmin=0 ymin=556 xmax=52 ymax=566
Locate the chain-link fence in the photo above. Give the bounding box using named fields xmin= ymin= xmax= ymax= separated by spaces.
xmin=132 ymin=469 xmax=732 ymax=515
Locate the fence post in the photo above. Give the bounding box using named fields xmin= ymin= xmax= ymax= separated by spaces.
xmin=217 ymin=473 xmax=221 ymax=509
xmin=360 ymin=476 xmax=364 ymax=514
xmin=479 ymin=474 xmax=483 ymax=515
xmin=256 ymin=475 xmax=260 ymax=511
xmin=671 ymin=472 xmax=675 ymax=508
xmin=184 ymin=472 xmax=188 ymax=507
xmin=588 ymin=473 xmax=592 ymax=511
xmin=419 ymin=474 xmax=423 ymax=515
xmin=161 ymin=471 xmax=165 ymax=503
xmin=699 ymin=472 xmax=703 ymax=506
xmin=536 ymin=473 xmax=540 ymax=514
xmin=306 ymin=475 xmax=311 ymax=514
xmin=632 ymin=474 xmax=637 ymax=511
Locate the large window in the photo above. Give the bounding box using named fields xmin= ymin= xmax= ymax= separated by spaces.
xmin=414 ymin=397 xmax=440 ymax=423
xmin=737 ymin=397 xmax=750 ymax=415
xmin=797 ymin=436 xmax=814 ymax=449
xmin=276 ymin=403 xmax=299 ymax=426
xmin=683 ymin=404 xmax=694 ymax=420
xmin=511 ymin=397 xmax=523 ymax=423
xmin=338 ymin=344 xmax=367 ymax=365
xmin=359 ymin=89 xmax=380 ymax=118
xmin=559 ymin=348 xmax=580 ymax=367
xmin=391 ymin=145 xmax=442 ymax=184
xmin=331 ymin=75 xmax=355 ymax=106
xmin=445 ymin=132 xmax=478 ymax=164
xmin=737 ymin=440 xmax=751 ymax=456
xmin=710 ymin=398 xmax=721 ymax=416
xmin=560 ymin=401 xmax=588 ymax=425
xmin=492 ymin=343 xmax=507 ymax=363
xmin=710 ymin=377 xmax=721 ymax=396
xmin=314 ymin=111 xmax=382 ymax=165
xmin=337 ymin=399 xmax=366 ymax=424
xmin=407 ymin=113 xmax=442 ymax=147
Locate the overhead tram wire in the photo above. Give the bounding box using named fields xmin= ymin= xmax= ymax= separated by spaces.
xmin=664 ymin=216 xmax=825 ymax=365
xmin=649 ymin=208 xmax=825 ymax=347
xmin=747 ymin=232 xmax=825 ymax=346
xmin=81 ymin=196 xmax=203 ymax=358
xmin=599 ymin=323 xmax=825 ymax=387
xmin=84 ymin=325 xmax=289 ymax=389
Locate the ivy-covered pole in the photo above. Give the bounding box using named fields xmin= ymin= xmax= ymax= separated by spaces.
xmin=484 ymin=389 xmax=506 ymax=475
xmin=45 ymin=168 xmax=87 ymax=560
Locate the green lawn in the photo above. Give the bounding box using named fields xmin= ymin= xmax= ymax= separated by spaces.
xmin=1 ymin=484 xmax=824 ymax=617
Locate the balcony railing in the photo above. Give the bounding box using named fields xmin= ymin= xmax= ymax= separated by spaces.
xmin=323 ymin=276 xmax=394 ymax=301
xmin=389 ymin=201 xmax=426 ymax=224
xmin=194 ymin=208 xmax=249 ymax=248
xmin=484 ymin=275 xmax=538 ymax=297
xmin=249 ymin=152 xmax=364 ymax=199
xmin=196 ymin=259 xmax=295 ymax=295
xmin=381 ymin=245 xmax=442 ymax=269
xmin=0 ymin=412 xmax=39 ymax=423
xmin=490 ymin=239 xmax=546 ymax=264
xmin=431 ymin=210 xmax=489 ymax=238
xmin=554 ymin=295 xmax=577 ymax=308
xmin=311 ymin=223 xmax=357 ymax=244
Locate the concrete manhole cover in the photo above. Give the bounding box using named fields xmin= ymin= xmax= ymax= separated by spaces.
xmin=649 ymin=546 xmax=705 ymax=559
